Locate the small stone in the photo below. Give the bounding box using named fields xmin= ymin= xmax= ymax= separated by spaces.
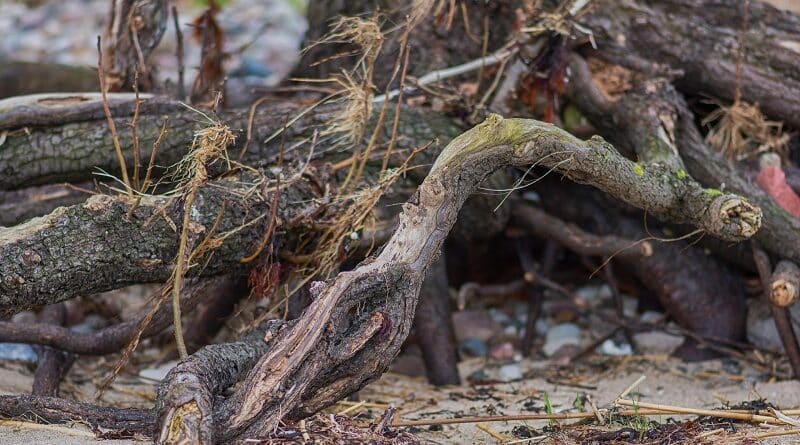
xmin=0 ymin=343 xmax=37 ymax=363
xmin=488 ymin=342 xmax=515 ymax=362
xmin=640 ymin=310 xmax=667 ymax=324
xmin=452 ymin=310 xmax=503 ymax=342
xmin=542 ymin=323 xmax=582 ymax=357
xmin=497 ymin=364 xmax=523 ymax=382
xmin=512 ymin=425 xmax=536 ymax=438
xmin=139 ymin=360 xmax=179 ymax=381
xmin=460 ymin=337 xmax=488 ymax=357
xmin=597 ymin=338 xmax=633 ymax=356
xmin=633 ymin=331 xmax=684 ymax=355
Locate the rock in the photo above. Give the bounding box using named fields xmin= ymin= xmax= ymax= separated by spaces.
xmin=633 ymin=331 xmax=684 ymax=355
xmin=597 ymin=338 xmax=633 ymax=356
xmin=488 ymin=308 xmax=512 ymax=326
xmin=460 ymin=337 xmax=488 ymax=357
xmin=542 ymin=323 xmax=582 ymax=357
xmin=0 ymin=343 xmax=37 ymax=363
xmin=748 ymin=299 xmax=800 ymax=352
xmin=640 ymin=310 xmax=667 ymax=324
xmin=452 ymin=310 xmax=503 ymax=342
xmin=389 ymin=353 xmax=426 ymax=377
xmin=574 ymin=284 xmax=612 ymax=307
xmin=497 ymin=364 xmax=523 ymax=382
xmin=488 ymin=342 xmax=515 ymax=362
xmin=139 ymin=360 xmax=179 ymax=381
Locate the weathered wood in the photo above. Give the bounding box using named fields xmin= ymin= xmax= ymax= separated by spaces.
xmin=566 ymin=54 xmax=800 ymax=263
xmin=581 ymin=0 xmax=800 ymax=127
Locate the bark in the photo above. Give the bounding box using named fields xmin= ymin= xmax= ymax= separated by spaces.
xmin=31 ymin=303 xmax=72 ymax=397
xmin=0 ymin=93 xmax=459 ymax=190
xmin=580 ymin=0 xmax=800 ymax=127
xmin=0 ymin=114 xmax=759 ymax=317
xmin=0 ymin=183 xmax=91 ymax=227
xmin=0 ymin=395 xmax=154 ymax=435
xmin=565 ymin=54 xmax=800 ymax=263
xmin=155 ymin=320 xmax=283 ymax=444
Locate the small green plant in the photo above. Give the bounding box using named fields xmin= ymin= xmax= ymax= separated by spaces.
xmin=543 ymin=391 xmax=555 ymax=429
xmin=573 ymin=393 xmax=587 ymax=411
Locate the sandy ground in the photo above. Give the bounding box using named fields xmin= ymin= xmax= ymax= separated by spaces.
xmin=1 ymin=354 xmax=799 ymax=444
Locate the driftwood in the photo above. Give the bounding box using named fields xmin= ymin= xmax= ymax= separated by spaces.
xmin=1 ymin=0 xmax=799 ymax=441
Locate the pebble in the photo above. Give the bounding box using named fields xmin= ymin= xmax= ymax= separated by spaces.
xmin=633 ymin=331 xmax=684 ymax=355
xmin=640 ymin=310 xmax=667 ymax=324
xmin=597 ymin=338 xmax=633 ymax=356
xmin=497 ymin=364 xmax=523 ymax=382
xmin=460 ymin=337 xmax=488 ymax=357
xmin=0 ymin=343 xmax=37 ymax=363
xmin=488 ymin=342 xmax=515 ymax=362
xmin=542 ymin=323 xmax=582 ymax=357
xmin=574 ymin=284 xmax=612 ymax=306
xmin=747 ymin=299 xmax=800 ymax=352
xmin=139 ymin=360 xmax=179 ymax=381
xmin=452 ymin=310 xmax=503 ymax=342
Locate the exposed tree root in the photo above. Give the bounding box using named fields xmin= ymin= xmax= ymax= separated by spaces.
xmin=0 ymin=395 xmax=154 ymax=435
xmin=0 ymin=277 xmax=234 ymax=354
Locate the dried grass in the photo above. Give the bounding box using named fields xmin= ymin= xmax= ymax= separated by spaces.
xmin=703 ymin=99 xmax=789 ymax=161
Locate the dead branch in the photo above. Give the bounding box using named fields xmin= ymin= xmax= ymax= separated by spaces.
xmin=31 ymin=303 xmax=72 ymax=397
xmin=0 ymin=94 xmax=459 ymax=190
xmin=0 ymin=395 xmax=154 ymax=435
xmin=102 ymin=0 xmax=169 ymax=91
xmin=413 ymin=255 xmax=460 ymax=385
xmin=771 ymin=260 xmax=800 ymax=307
xmin=566 ymin=53 xmax=799 ymax=263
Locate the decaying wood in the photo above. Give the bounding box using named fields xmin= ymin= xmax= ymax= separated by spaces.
xmin=771 ymin=260 xmax=800 ymax=307
xmin=0 ymin=93 xmax=459 ymax=190
xmin=102 ymin=0 xmax=168 ymax=91
xmin=518 ymin=180 xmax=748 ymax=359
xmin=0 ymin=100 xmax=759 ymax=317
xmin=0 ymin=395 xmax=154 ymax=435
xmin=566 ymin=54 xmax=799 ymax=263
xmin=753 ymin=247 xmax=800 ymax=379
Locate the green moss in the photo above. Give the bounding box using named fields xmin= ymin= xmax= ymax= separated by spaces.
xmin=676 ymin=169 xmax=686 ymax=180
xmin=632 ymin=163 xmax=645 ymax=177
xmin=705 ymin=188 xmax=723 ymax=198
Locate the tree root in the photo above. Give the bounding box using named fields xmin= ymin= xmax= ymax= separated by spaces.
xmin=0 ymin=395 xmax=154 ymax=435
xmin=0 ymin=277 xmax=233 ymax=354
